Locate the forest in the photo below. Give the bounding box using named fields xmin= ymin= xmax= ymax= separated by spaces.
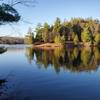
xmin=25 ymin=17 xmax=100 ymax=46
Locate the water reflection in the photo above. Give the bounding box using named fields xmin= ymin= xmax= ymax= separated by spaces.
xmin=1 ymin=46 xmax=100 ymax=99
xmin=25 ymin=47 xmax=100 ymax=73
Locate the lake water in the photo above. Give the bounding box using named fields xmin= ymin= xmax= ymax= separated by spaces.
xmin=0 ymin=45 xmax=100 ymax=100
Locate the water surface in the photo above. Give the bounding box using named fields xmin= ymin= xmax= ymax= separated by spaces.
xmin=0 ymin=45 xmax=100 ymax=100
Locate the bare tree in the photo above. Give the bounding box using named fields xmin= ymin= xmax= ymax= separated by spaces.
xmin=10 ymin=0 xmax=37 ymax=7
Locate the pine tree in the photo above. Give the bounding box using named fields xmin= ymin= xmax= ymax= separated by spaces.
xmin=53 ymin=17 xmax=61 ymax=33
xmin=81 ymin=28 xmax=92 ymax=44
xmin=54 ymin=35 xmax=65 ymax=44
xmin=42 ymin=22 xmax=50 ymax=42
xmin=25 ymin=27 xmax=34 ymax=44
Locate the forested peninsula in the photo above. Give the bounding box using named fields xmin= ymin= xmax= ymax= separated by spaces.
xmin=25 ymin=17 xmax=100 ymax=47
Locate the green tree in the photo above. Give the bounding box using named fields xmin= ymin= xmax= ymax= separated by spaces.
xmin=48 ymin=25 xmax=55 ymax=42
xmin=25 ymin=27 xmax=34 ymax=44
xmin=72 ymin=24 xmax=82 ymax=40
xmin=54 ymin=35 xmax=65 ymax=44
xmin=59 ymin=25 xmax=70 ymax=41
xmin=53 ymin=17 xmax=61 ymax=34
xmin=42 ymin=22 xmax=50 ymax=42
xmin=81 ymin=28 xmax=93 ymax=44
xmin=35 ymin=23 xmax=43 ymax=42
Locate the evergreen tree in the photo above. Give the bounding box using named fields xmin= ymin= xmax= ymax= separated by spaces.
xmin=35 ymin=23 xmax=43 ymax=42
xmin=34 ymin=17 xmax=100 ymax=45
xmin=54 ymin=35 xmax=65 ymax=44
xmin=81 ymin=28 xmax=93 ymax=44
xmin=53 ymin=17 xmax=61 ymax=34
xmin=25 ymin=27 xmax=34 ymax=44
xmin=42 ymin=22 xmax=50 ymax=42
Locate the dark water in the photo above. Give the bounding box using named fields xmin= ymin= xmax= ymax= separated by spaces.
xmin=0 ymin=45 xmax=100 ymax=100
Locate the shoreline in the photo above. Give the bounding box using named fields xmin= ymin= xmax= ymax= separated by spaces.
xmin=33 ymin=43 xmax=64 ymax=50
xmin=0 ymin=42 xmax=100 ymax=48
xmin=32 ymin=42 xmax=100 ymax=49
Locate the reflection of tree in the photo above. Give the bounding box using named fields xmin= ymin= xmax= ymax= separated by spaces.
xmin=94 ymin=47 xmax=100 ymax=65
xmin=52 ymin=48 xmax=65 ymax=73
xmin=41 ymin=50 xmax=49 ymax=68
xmin=25 ymin=46 xmax=100 ymax=73
xmin=25 ymin=47 xmax=34 ymax=64
xmin=73 ymin=47 xmax=79 ymax=58
xmin=72 ymin=47 xmax=81 ymax=67
xmin=81 ymin=47 xmax=92 ymax=67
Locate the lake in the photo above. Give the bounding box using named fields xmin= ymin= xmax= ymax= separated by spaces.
xmin=0 ymin=45 xmax=100 ymax=100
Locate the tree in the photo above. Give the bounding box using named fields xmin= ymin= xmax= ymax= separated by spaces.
xmin=35 ymin=23 xmax=43 ymax=42
xmin=48 ymin=25 xmax=54 ymax=42
xmin=8 ymin=0 xmax=36 ymax=7
xmin=53 ymin=17 xmax=61 ymax=34
xmin=81 ymin=28 xmax=93 ymax=44
xmin=54 ymin=35 xmax=65 ymax=44
xmin=25 ymin=27 xmax=34 ymax=44
xmin=72 ymin=24 xmax=82 ymax=40
xmin=42 ymin=22 xmax=50 ymax=42
xmin=59 ymin=25 xmax=70 ymax=41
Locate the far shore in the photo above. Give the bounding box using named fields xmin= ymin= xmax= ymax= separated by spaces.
xmin=0 ymin=36 xmax=24 ymax=44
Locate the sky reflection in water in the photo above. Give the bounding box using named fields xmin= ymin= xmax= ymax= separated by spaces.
xmin=0 ymin=45 xmax=100 ymax=100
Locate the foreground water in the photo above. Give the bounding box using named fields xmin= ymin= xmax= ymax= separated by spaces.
xmin=0 ymin=45 xmax=100 ymax=100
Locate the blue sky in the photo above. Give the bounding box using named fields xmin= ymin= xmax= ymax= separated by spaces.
xmin=0 ymin=0 xmax=100 ymax=37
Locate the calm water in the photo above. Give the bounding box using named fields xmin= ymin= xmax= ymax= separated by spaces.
xmin=0 ymin=45 xmax=100 ymax=100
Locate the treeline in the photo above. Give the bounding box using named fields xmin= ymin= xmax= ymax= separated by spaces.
xmin=25 ymin=17 xmax=100 ymax=45
xmin=0 ymin=36 xmax=24 ymax=44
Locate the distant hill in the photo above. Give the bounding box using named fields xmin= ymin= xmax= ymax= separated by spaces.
xmin=0 ymin=36 xmax=24 ymax=44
